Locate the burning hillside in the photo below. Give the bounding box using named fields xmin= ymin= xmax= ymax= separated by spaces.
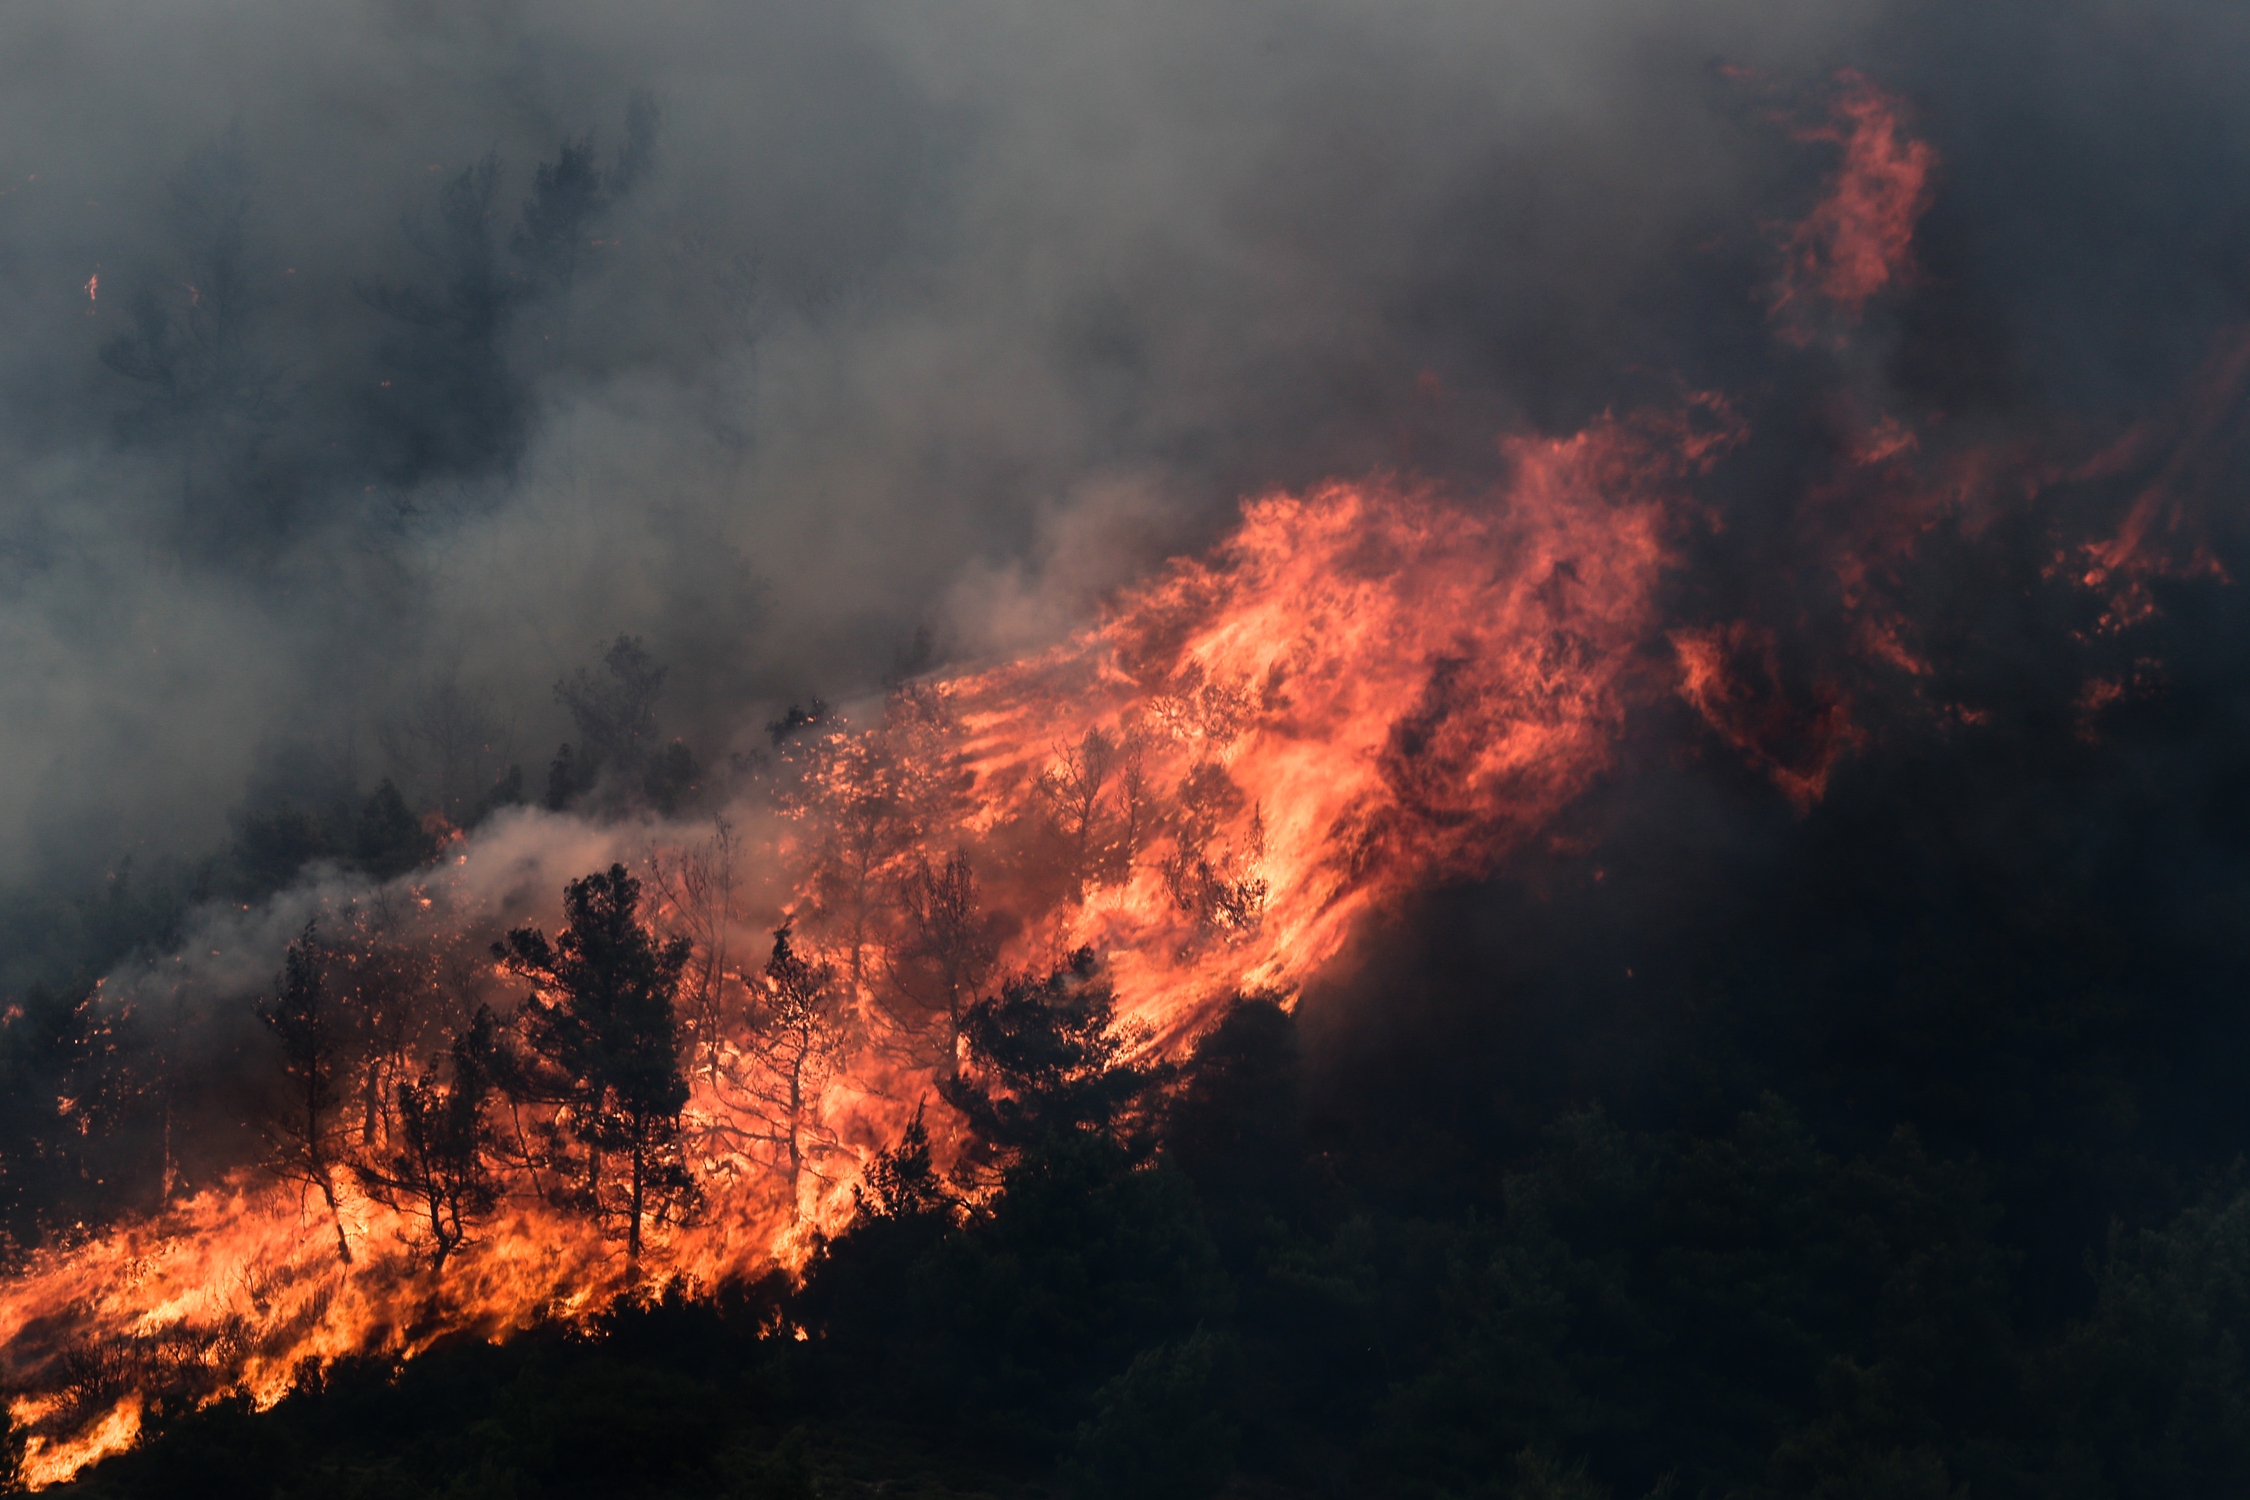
xmin=3 ymin=60 xmax=2247 ymax=1496
xmin=0 ymin=404 xmax=1729 ymax=1483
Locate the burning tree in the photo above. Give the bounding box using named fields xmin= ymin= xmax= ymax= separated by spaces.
xmin=321 ymin=894 xmax=450 ymax=1152
xmin=1034 ymin=724 xmax=1154 ymax=903
xmin=494 ymin=864 xmax=694 ymax=1262
xmin=647 ymin=815 xmax=742 ymax=1089
xmin=891 ymin=849 xmax=1000 ymax=1083
xmin=741 ymin=922 xmax=849 ymax=1219
xmin=252 ymin=923 xmax=354 ymax=1265
xmin=355 ymin=1007 xmax=501 ymax=1272
xmin=1158 ymin=762 xmax=1269 ymax=942
xmin=777 ymin=686 xmax=969 ymax=994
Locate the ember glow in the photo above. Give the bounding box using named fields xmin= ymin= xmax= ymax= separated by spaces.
xmin=0 ymin=67 xmax=2240 ymax=1488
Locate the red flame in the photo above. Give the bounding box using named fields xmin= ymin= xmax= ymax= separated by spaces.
xmin=1671 ymin=622 xmax=1861 ymax=809
xmin=1773 ymin=71 xmax=1936 ymax=339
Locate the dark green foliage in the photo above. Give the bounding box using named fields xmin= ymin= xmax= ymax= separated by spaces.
xmin=229 ymin=779 xmax=439 ymax=894
xmin=854 ymin=1108 xmax=953 ymax=1223
xmin=509 ymin=108 xmax=654 ymax=365
xmin=483 ymin=1353 xmax=727 ymax=1497
xmin=725 ymin=1428 xmax=816 ymax=1500
xmin=61 ymin=1331 xmax=781 ymax=1500
xmin=796 ymin=965 xmax=1238 ymax=1442
xmin=348 ymin=110 xmax=657 ymax=484
xmin=1066 ymin=1330 xmax=1239 ymax=1500
xmin=495 ymin=864 xmax=693 ymax=1260
xmin=82 ymin=108 xmax=663 ymax=541
xmin=764 ymin=700 xmax=829 ymax=748
xmin=1493 ymin=1450 xmax=1616 ymax=1500
xmin=0 ymin=860 xmax=190 ymax=1012
xmin=611 ymin=92 xmax=662 ymax=199
xmin=937 ymin=948 xmax=1170 ymax=1154
xmin=1364 ymin=1099 xmax=2016 ymax=1498
xmin=357 ymin=154 xmax=528 ymax=483
xmin=542 ymin=638 xmax=700 ymax=814
xmin=511 ymin=137 xmax=606 ymax=297
xmin=1164 ymin=994 xmax=1311 ymax=1252
xmin=63 ymin=981 xmax=2250 ymax=1500
xmin=103 ymin=1391 xmax=286 ymax=1500
xmin=799 ymin=1126 xmax=1230 ymax=1445
xmin=93 ymin=126 xmax=283 ymax=554
xmin=2037 ymin=1186 xmax=2250 ymax=1496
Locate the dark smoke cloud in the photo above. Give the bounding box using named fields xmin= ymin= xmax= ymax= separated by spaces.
xmin=0 ymin=0 xmax=2243 ymax=899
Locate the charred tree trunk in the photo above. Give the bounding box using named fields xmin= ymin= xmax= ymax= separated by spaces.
xmin=786 ymin=1052 xmax=806 ymax=1211
xmin=627 ymin=1118 xmax=646 ymax=1264
xmin=318 ymin=1172 xmax=353 ymax=1265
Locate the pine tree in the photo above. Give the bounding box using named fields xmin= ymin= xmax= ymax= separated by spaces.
xmin=747 ymin=922 xmax=847 ymax=1219
xmin=895 ymin=849 xmax=998 ymax=1082
xmin=938 ymin=948 xmax=1170 ymax=1154
xmin=495 ymin=864 xmax=693 ymax=1262
xmin=254 ymin=923 xmax=354 ymax=1264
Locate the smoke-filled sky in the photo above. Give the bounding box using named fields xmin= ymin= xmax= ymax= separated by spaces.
xmin=1 ymin=0 xmax=2246 ymax=882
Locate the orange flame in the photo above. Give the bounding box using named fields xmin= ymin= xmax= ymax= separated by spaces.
xmin=5 ymin=71 xmax=2244 ymax=1490
xmin=0 ymin=397 xmax=1750 ymax=1484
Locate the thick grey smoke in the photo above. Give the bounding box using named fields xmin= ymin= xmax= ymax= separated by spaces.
xmin=0 ymin=0 xmax=2244 ymax=889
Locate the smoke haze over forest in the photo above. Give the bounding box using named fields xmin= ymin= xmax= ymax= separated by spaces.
xmin=0 ymin=0 xmax=2240 ymax=886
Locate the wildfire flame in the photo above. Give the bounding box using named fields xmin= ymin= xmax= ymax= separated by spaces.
xmin=0 ymin=411 xmax=1721 ymax=1482
xmin=1 ymin=71 xmax=2239 ymax=1488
